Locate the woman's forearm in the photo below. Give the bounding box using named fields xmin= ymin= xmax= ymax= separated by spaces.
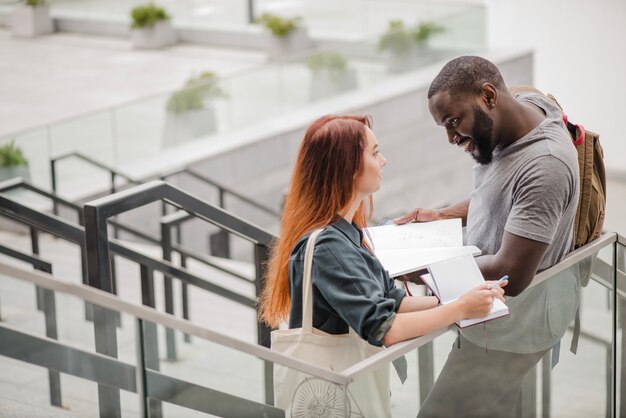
xmin=383 ymin=301 xmax=464 ymax=346
xmin=397 ymin=295 xmax=439 ymax=313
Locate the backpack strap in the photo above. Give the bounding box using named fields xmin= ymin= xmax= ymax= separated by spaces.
xmin=570 ymin=307 xmax=581 ymax=355
xmin=561 ymin=114 xmax=586 ymax=146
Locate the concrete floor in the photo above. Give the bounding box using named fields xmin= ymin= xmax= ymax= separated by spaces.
xmin=0 ymin=28 xmax=266 ymax=137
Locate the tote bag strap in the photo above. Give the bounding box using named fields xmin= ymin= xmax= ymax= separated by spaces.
xmin=302 ymin=228 xmax=325 ymax=333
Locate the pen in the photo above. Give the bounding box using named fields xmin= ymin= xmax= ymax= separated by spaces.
xmin=488 ymin=275 xmax=509 ymax=289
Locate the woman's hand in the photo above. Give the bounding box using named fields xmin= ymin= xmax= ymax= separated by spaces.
xmin=457 ymin=282 xmax=506 ymax=319
xmin=485 ymin=280 xmax=507 ymax=300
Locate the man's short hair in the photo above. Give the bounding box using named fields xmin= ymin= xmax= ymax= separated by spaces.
xmin=427 ymin=56 xmax=506 ymax=100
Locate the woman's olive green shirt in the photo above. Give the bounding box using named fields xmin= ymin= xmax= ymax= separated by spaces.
xmin=288 ymin=218 xmax=406 ymax=346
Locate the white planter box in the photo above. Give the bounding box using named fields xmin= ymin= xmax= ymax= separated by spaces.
xmin=11 ymin=5 xmax=54 ymax=38
xmin=0 ymin=165 xmax=30 ymax=182
xmin=267 ymin=27 xmax=312 ymax=58
xmin=162 ymin=107 xmax=217 ymax=148
xmin=384 ymin=44 xmax=427 ymax=74
xmin=131 ymin=20 xmax=177 ymax=50
xmin=310 ymin=68 xmax=358 ymax=101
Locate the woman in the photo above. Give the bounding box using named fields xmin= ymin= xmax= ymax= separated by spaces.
xmin=260 ymin=114 xmax=504 ymax=347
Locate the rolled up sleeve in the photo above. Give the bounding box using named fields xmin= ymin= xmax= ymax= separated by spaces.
xmin=313 ymin=241 xmax=400 ymax=346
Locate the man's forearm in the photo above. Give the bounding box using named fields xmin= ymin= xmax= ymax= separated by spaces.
xmin=438 ymin=199 xmax=470 ymax=226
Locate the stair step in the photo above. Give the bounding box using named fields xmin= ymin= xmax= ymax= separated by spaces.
xmin=0 ymin=397 xmax=82 ymax=418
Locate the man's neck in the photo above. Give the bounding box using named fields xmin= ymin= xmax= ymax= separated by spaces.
xmin=498 ymin=99 xmax=546 ymax=148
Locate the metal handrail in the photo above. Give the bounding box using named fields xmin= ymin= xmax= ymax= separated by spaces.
xmin=0 ymin=194 xmax=255 ymax=307
xmin=84 ymin=180 xmax=273 ymax=246
xmin=0 ymin=245 xmax=61 ymax=407
xmin=160 ymin=167 xmax=280 ymax=218
xmin=82 ymin=180 xmax=275 ymax=409
xmin=0 ymin=178 xmax=253 ymax=283
xmin=2 ymin=195 xmax=624 ymax=415
xmin=0 ymin=178 xmax=258 ymax=364
xmin=532 ymin=232 xmax=619 ymax=286
xmin=49 ymin=151 xmax=280 ymax=222
xmin=0 ymin=177 xmax=83 ymax=224
xmin=51 ymin=151 xmax=138 ymax=184
xmin=0 ymin=260 xmax=349 ymax=386
xmin=0 ymin=188 xmax=264 ymax=415
xmin=2 ymin=234 xmax=622 ymax=387
xmin=340 ymin=233 xmax=624 ymax=382
xmin=50 ymin=151 xmax=140 ymax=216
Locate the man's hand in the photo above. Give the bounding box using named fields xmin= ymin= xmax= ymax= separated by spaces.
xmin=393 ymin=199 xmax=471 ymax=226
xmin=393 ymin=208 xmax=441 ymax=225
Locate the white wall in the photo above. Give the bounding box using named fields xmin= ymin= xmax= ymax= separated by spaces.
xmin=485 ymin=0 xmax=626 ymax=174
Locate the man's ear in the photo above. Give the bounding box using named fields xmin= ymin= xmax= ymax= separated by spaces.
xmin=481 ymin=83 xmax=498 ymax=109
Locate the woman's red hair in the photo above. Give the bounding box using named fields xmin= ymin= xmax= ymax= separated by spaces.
xmin=259 ymin=114 xmax=373 ymax=327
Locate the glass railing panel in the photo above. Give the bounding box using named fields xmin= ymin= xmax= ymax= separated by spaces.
xmin=434 ymin=4 xmax=487 ymax=52
xmin=49 ymin=111 xmax=116 ymax=166
xmin=228 ymin=65 xmax=283 ymax=129
xmin=343 ymin=362 xmax=411 ymax=417
xmin=548 ymin=246 xmax=614 ymax=418
xmin=0 ymin=130 xmax=50 ymax=189
xmin=0 ymin=269 xmax=139 ymax=417
xmin=359 ymin=1 xmax=478 ymax=37
xmin=143 ymin=318 xmax=263 ymax=402
xmin=36 ymin=1 xmax=486 ymax=41
xmin=0 ymin=2 xmax=487 ymax=191
xmin=140 ymin=319 xmax=288 ymax=417
xmin=111 ymin=95 xmax=167 ymax=166
xmin=393 ymin=243 xmax=617 ymax=417
xmin=0 ymin=267 xmax=141 ymax=365
xmin=48 ymin=111 xmax=116 ymax=196
xmin=50 ymin=155 xmax=115 ymax=199
xmin=616 ymin=240 xmax=625 ymax=417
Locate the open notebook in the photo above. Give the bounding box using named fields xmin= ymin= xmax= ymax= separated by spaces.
xmin=423 ymin=254 xmax=509 ymax=328
xmin=365 ymin=219 xmax=481 ymax=277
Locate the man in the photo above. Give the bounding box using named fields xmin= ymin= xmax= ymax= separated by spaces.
xmin=395 ymin=56 xmax=581 ymax=417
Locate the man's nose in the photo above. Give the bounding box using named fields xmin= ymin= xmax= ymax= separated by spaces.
xmin=446 ymin=130 xmax=458 ymax=145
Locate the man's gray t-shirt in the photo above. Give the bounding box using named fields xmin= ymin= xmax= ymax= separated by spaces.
xmin=462 ymin=92 xmax=581 ymax=353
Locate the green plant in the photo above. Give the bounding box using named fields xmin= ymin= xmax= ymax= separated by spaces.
xmin=23 ymin=0 xmax=46 ymax=6
xmin=166 ymin=71 xmax=226 ymax=114
xmin=378 ymin=20 xmax=415 ymax=54
xmin=0 ymin=142 xmax=28 ymax=168
xmin=379 ymin=20 xmax=446 ymax=54
xmin=414 ymin=21 xmax=445 ymax=44
xmin=305 ymin=52 xmax=347 ymax=73
xmin=257 ymin=13 xmax=301 ymax=38
xmin=130 ymin=2 xmax=170 ymax=29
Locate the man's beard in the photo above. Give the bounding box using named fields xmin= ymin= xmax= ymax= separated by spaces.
xmin=470 ymin=106 xmax=494 ymax=165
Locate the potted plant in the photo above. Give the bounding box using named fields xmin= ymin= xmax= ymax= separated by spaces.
xmin=11 ymin=0 xmax=54 ymax=38
xmin=257 ymin=13 xmax=312 ymax=58
xmin=414 ymin=21 xmax=445 ymax=46
xmin=0 ymin=141 xmax=30 ymax=182
xmin=162 ymin=71 xmax=226 ymax=147
xmin=305 ymin=52 xmax=357 ymax=101
xmin=378 ymin=20 xmax=445 ymax=73
xmin=130 ymin=2 xmax=176 ymax=49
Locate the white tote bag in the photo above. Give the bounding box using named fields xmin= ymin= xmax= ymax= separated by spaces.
xmin=272 ymin=228 xmax=391 ymax=418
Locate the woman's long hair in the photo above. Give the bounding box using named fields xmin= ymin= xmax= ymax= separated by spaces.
xmin=259 ymin=114 xmax=373 ymax=327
